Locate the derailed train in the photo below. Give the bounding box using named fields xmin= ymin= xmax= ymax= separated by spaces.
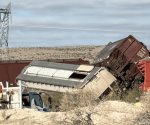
xmin=0 ymin=59 xmax=89 ymax=86
xmin=94 ymin=35 xmax=150 ymax=91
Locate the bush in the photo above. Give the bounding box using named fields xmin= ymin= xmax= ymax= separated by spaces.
xmin=122 ymin=87 xmax=142 ymax=103
xmin=60 ymin=90 xmax=99 ymax=111
xmin=103 ymin=85 xmax=143 ymax=103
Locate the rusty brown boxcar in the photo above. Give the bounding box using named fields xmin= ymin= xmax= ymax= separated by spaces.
xmin=94 ymin=35 xmax=150 ymax=89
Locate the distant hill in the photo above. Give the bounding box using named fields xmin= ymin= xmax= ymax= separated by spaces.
xmin=4 ymin=46 xmax=104 ymax=63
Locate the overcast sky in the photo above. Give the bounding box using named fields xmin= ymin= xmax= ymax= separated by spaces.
xmin=1 ymin=0 xmax=150 ymax=48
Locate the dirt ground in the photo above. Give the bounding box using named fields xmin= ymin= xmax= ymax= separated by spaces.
xmin=2 ymin=46 xmax=104 ymax=63
xmin=0 ymin=92 xmax=150 ymax=125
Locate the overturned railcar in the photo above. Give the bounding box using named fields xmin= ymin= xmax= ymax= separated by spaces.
xmin=0 ymin=59 xmax=89 ymax=86
xmin=94 ymin=35 xmax=150 ymax=90
xmin=16 ymin=61 xmax=116 ymax=98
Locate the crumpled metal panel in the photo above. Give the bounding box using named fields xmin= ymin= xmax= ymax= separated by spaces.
xmin=94 ymin=38 xmax=125 ymax=63
xmin=77 ymin=65 xmax=94 ymax=72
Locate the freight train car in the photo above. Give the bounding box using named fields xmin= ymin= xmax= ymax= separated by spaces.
xmin=0 ymin=59 xmax=89 ymax=86
xmin=0 ymin=60 xmax=30 ymax=86
xmin=94 ymin=35 xmax=150 ymax=90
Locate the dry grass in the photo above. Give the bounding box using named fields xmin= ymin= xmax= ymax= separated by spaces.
xmin=133 ymin=92 xmax=150 ymax=125
xmin=1 ymin=46 xmax=104 ymax=62
xmin=0 ymin=94 xmax=149 ymax=125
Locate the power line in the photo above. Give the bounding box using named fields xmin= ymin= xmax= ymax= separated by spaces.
xmin=10 ymin=24 xmax=150 ymax=34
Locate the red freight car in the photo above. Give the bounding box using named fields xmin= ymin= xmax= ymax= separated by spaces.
xmin=94 ymin=35 xmax=150 ymax=90
xmin=137 ymin=58 xmax=150 ymax=92
xmin=0 ymin=60 xmax=30 ymax=86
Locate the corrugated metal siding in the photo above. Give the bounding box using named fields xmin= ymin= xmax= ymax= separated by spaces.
xmin=118 ymin=37 xmax=133 ymax=53
xmin=0 ymin=62 xmax=30 ymax=85
xmin=124 ymin=41 xmax=142 ymax=61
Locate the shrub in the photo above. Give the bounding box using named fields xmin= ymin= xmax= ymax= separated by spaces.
xmin=60 ymin=90 xmax=99 ymax=111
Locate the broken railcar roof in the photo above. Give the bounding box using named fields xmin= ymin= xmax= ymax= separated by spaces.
xmin=94 ymin=37 xmax=125 ymax=63
xmin=16 ymin=61 xmax=101 ymax=88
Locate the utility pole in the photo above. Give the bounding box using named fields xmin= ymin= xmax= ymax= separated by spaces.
xmin=0 ymin=3 xmax=11 ymax=60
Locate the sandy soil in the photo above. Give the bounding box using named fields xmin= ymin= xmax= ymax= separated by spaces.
xmin=1 ymin=46 xmax=104 ymax=62
xmin=2 ymin=44 xmax=149 ymax=62
xmin=0 ymin=92 xmax=149 ymax=125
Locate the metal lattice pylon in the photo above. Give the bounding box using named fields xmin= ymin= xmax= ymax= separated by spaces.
xmin=0 ymin=3 xmax=11 ymax=60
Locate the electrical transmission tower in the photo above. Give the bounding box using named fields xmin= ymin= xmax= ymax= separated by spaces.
xmin=0 ymin=3 xmax=11 ymax=60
